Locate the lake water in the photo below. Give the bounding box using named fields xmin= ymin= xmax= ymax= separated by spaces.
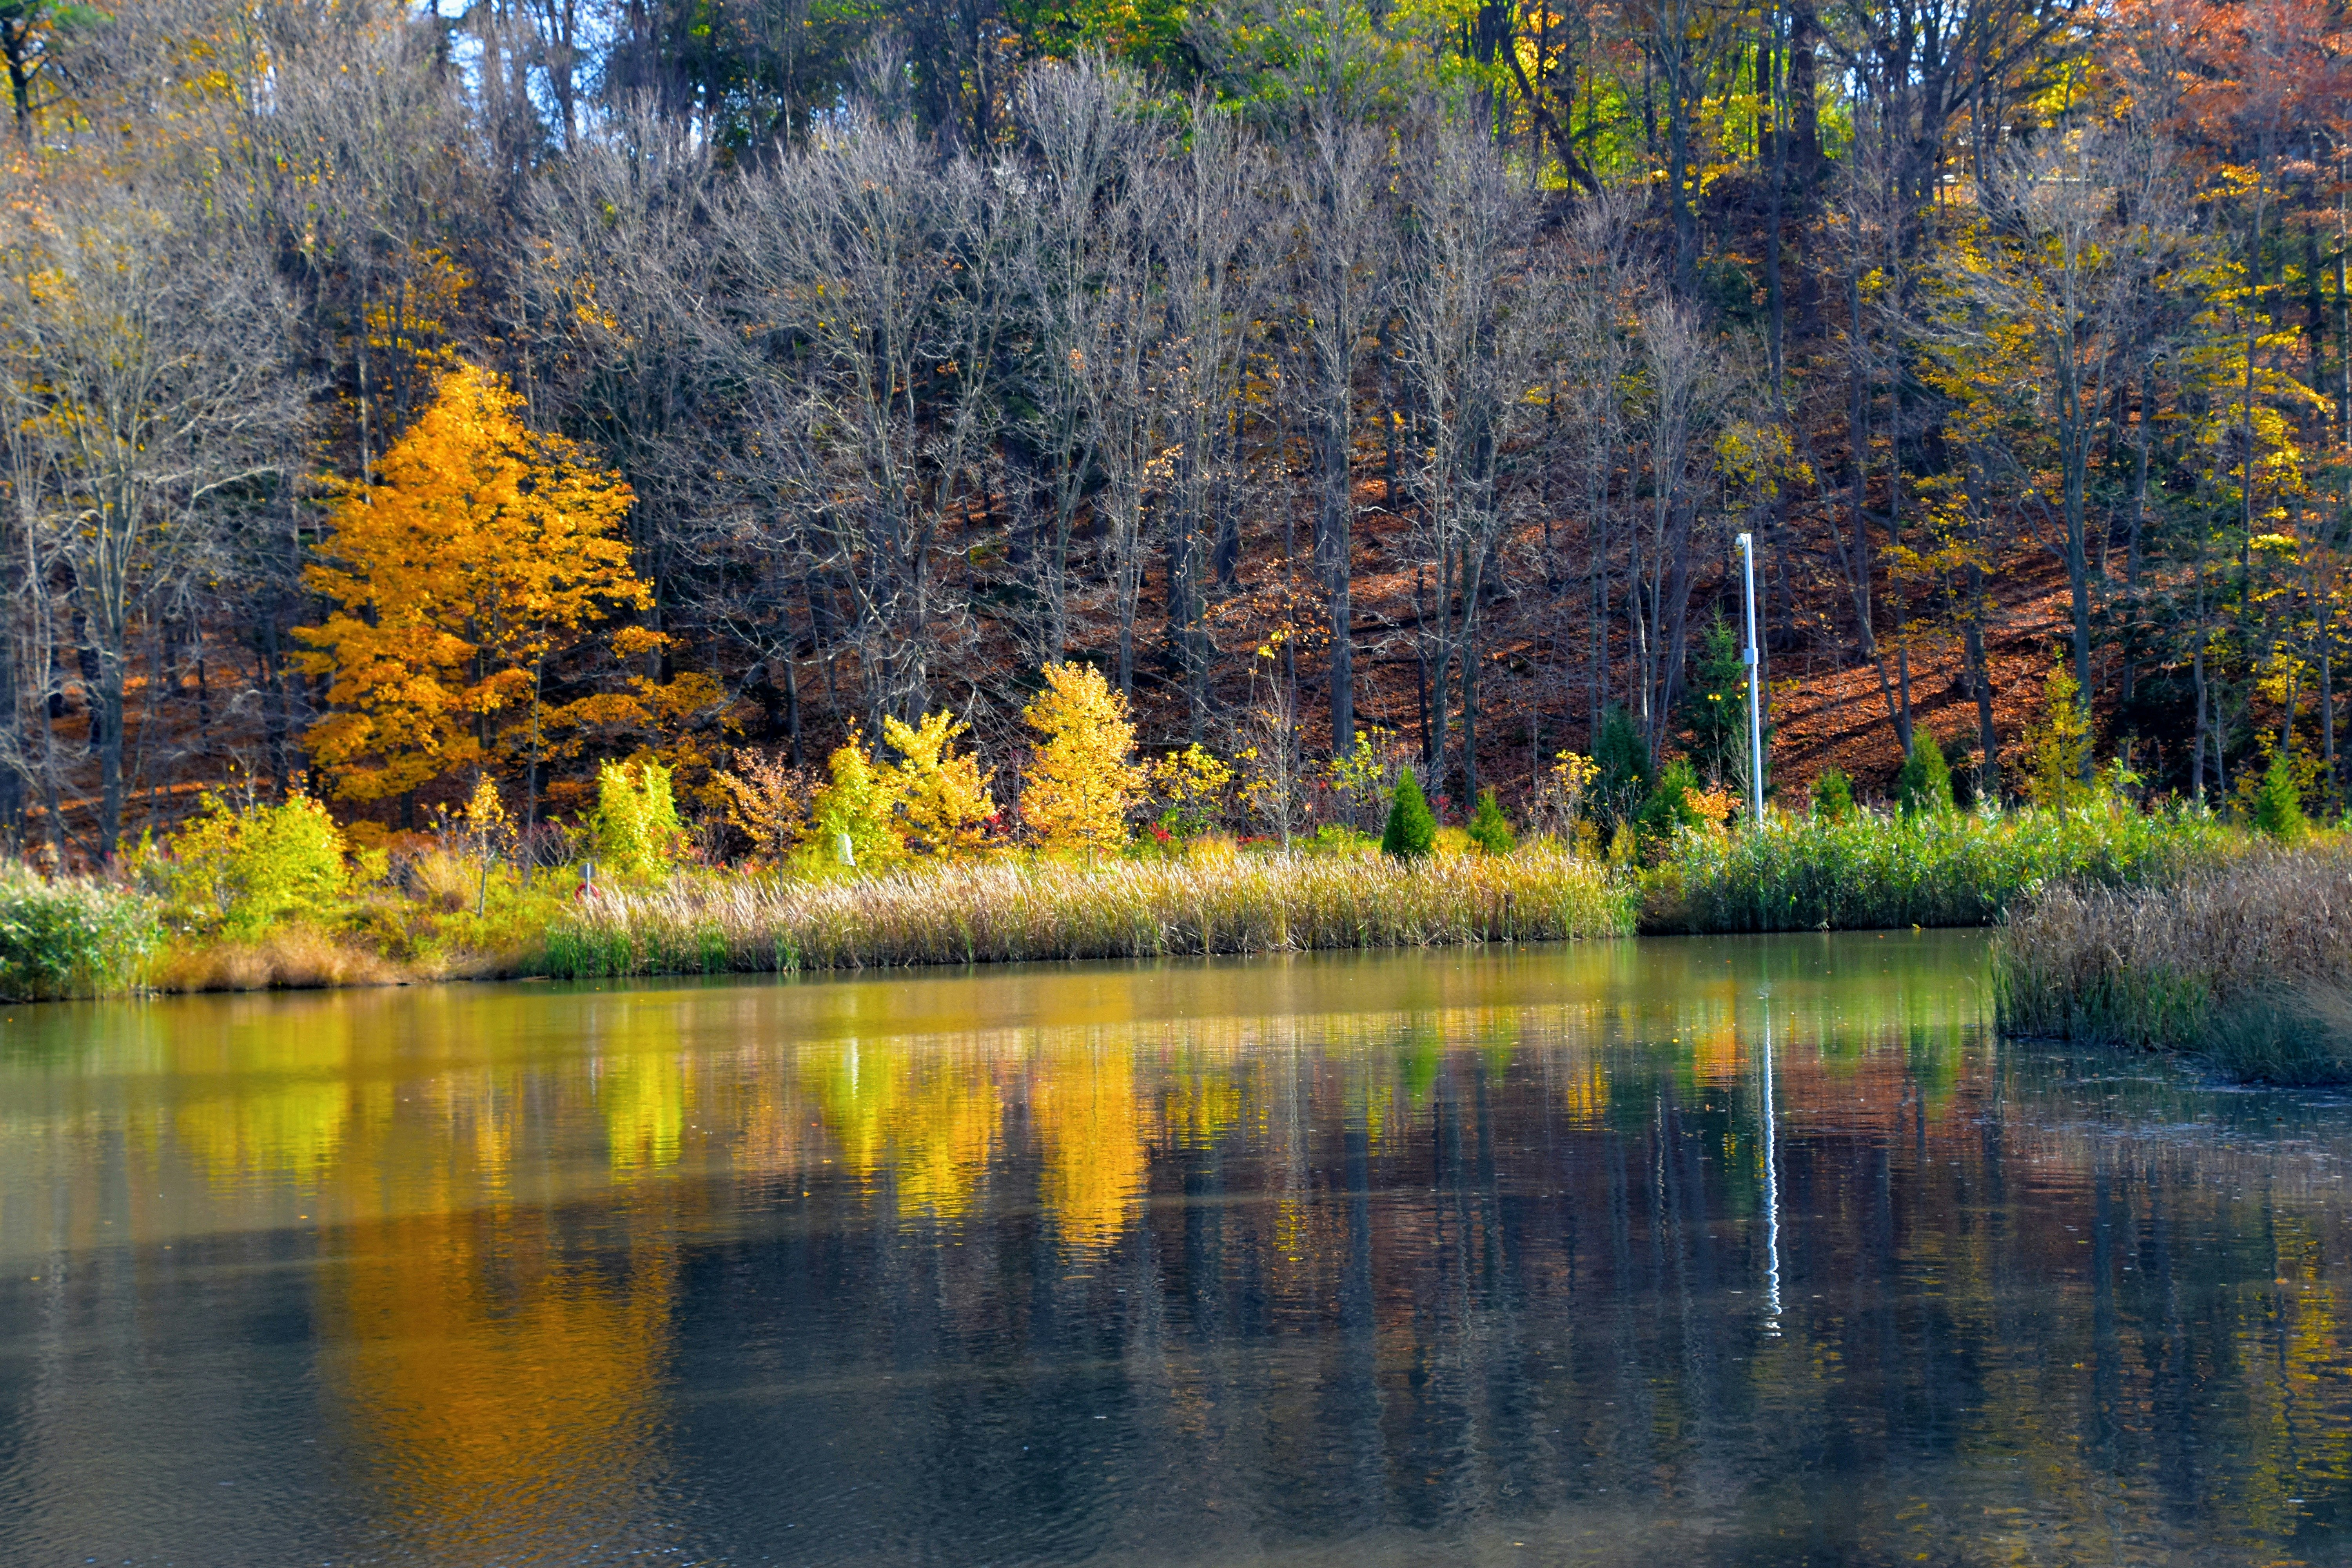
xmin=2 ymin=931 xmax=2348 ymax=1566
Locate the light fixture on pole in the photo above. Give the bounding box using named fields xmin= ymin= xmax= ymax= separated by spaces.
xmin=1738 ymin=532 xmax=1765 ymax=822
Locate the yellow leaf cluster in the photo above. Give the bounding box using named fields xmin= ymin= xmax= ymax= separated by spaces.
xmin=2022 ymin=664 xmax=2096 ymax=809
xmin=1021 ymin=662 xmax=1143 ymax=858
xmin=800 ymin=729 xmax=906 ymax=873
xmin=883 ymin=711 xmax=996 ymax=859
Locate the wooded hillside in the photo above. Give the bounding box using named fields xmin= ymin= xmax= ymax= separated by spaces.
xmin=2 ymin=0 xmax=2345 ymax=856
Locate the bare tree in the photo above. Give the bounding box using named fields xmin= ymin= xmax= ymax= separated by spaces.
xmin=1154 ymin=93 xmax=1260 ymax=737
xmin=1954 ymin=120 xmax=2187 ymax=739
xmin=1285 ymin=116 xmax=1390 ymax=751
xmin=0 ymin=176 xmax=299 ymax=855
xmin=1550 ymin=195 xmax=1640 ymax=744
xmin=1626 ymin=299 xmax=1726 ymax=754
xmin=524 ymin=105 xmax=724 ymax=682
xmin=1006 ymin=54 xmax=1155 ymax=670
xmin=1392 ymin=113 xmax=1542 ymax=800
xmin=722 ymin=94 xmax=1016 ymax=728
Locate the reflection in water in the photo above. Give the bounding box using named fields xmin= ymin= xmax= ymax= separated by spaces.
xmin=1 ymin=932 xmax=2349 ymax=1564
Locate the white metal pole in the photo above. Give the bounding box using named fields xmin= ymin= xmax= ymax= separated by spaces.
xmin=1739 ymin=532 xmax=1765 ymax=822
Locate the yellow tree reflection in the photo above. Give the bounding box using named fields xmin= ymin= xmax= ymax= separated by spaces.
xmin=1032 ymin=1036 xmax=1146 ymax=1253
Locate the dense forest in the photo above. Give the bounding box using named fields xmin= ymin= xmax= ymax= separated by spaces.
xmin=0 ymin=0 xmax=2345 ymax=859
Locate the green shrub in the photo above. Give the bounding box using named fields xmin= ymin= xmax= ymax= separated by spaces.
xmin=1811 ymin=768 xmax=1856 ymax=820
xmin=1636 ymin=757 xmax=1706 ymax=846
xmin=1303 ymin=823 xmax=1375 ymax=856
xmin=1896 ymin=730 xmax=1955 ymax=817
xmin=0 ymin=864 xmax=161 ymax=1000
xmin=1381 ymin=768 xmax=1437 ymax=860
xmin=1466 ymin=788 xmax=1516 ymax=856
xmin=147 ymin=789 xmax=348 ymax=939
xmin=590 ymin=759 xmax=685 ymax=880
xmin=2253 ymin=752 xmax=2308 ymax=842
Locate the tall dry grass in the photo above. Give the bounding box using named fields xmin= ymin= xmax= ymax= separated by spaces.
xmin=541 ymin=845 xmax=1633 ymax=978
xmin=1995 ymin=842 xmax=2352 ymax=1082
xmin=153 ymin=925 xmax=406 ymax=993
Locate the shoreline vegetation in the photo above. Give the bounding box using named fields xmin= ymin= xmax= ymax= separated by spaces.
xmin=542 ymin=846 xmax=1633 ymax=978
xmin=0 ymin=787 xmax=2283 ymax=1008
xmin=11 ymin=804 xmax=2352 ymax=1085
xmin=1995 ymin=844 xmax=2352 ymax=1084
xmin=6 ymin=666 xmax=2346 ymax=1083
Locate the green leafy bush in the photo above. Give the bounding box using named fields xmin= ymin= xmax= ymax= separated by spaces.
xmin=590 ymin=759 xmax=685 ymax=880
xmin=1466 ymin=788 xmax=1516 ymax=855
xmin=147 ymin=790 xmax=348 ymax=938
xmin=1381 ymin=768 xmax=1436 ymax=860
xmin=1636 ymin=757 xmax=1707 ymax=846
xmin=1896 ymin=731 xmax=1955 ymax=817
xmin=1301 ymin=823 xmax=1374 ymax=857
xmin=0 ymin=863 xmax=161 ymax=1000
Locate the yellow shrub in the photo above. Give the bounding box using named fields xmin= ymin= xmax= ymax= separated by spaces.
xmin=2020 ymin=663 xmax=2096 ymax=809
xmin=1021 ymin=663 xmax=1145 ymax=858
xmin=589 ymin=759 xmax=684 ymax=880
xmin=146 ymin=789 xmax=349 ymax=939
xmin=1150 ymin=744 xmax=1233 ymax=839
xmin=884 ymin=710 xmax=996 ymax=858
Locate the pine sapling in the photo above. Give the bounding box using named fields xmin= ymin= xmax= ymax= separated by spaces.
xmin=1466 ymin=788 xmax=1515 ymax=856
xmin=1382 ymin=768 xmax=1437 ymax=860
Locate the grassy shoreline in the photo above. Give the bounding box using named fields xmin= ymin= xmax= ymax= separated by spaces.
xmin=1647 ymin=805 xmax=2231 ymax=931
xmin=0 ymin=807 xmax=2280 ymax=1016
xmin=541 ymin=845 xmax=1635 ymax=978
xmin=1994 ymin=843 xmax=2352 ymax=1083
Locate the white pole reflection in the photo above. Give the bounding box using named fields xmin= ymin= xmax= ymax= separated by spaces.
xmin=1761 ymin=995 xmax=1782 ymax=1334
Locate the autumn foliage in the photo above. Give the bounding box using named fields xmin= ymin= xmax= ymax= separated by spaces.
xmin=1020 ymin=663 xmax=1145 ymax=858
xmin=296 ymin=363 xmax=650 ymax=810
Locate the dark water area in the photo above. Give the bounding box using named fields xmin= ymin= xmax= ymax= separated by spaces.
xmin=2 ymin=931 xmax=2349 ymax=1566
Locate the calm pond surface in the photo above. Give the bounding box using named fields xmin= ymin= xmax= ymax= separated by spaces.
xmin=3 ymin=930 xmax=2350 ymax=1566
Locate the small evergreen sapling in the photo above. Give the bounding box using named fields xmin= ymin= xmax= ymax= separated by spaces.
xmin=1636 ymin=757 xmax=1707 ymax=843
xmin=1896 ymin=730 xmax=1956 ymax=816
xmin=1466 ymin=788 xmax=1515 ymax=855
xmin=2254 ymin=752 xmax=2308 ymax=842
xmin=1811 ymin=767 xmax=1856 ymax=820
xmin=1593 ymin=704 xmax=1652 ymax=821
xmin=1381 ymin=768 xmax=1437 ymax=859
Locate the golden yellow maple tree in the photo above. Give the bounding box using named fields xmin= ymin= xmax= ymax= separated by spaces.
xmin=1020 ymin=662 xmax=1143 ymax=858
xmin=296 ymin=362 xmax=651 ymax=809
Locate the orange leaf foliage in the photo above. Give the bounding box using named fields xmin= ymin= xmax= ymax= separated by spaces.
xmin=295 ymin=362 xmax=648 ymax=803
